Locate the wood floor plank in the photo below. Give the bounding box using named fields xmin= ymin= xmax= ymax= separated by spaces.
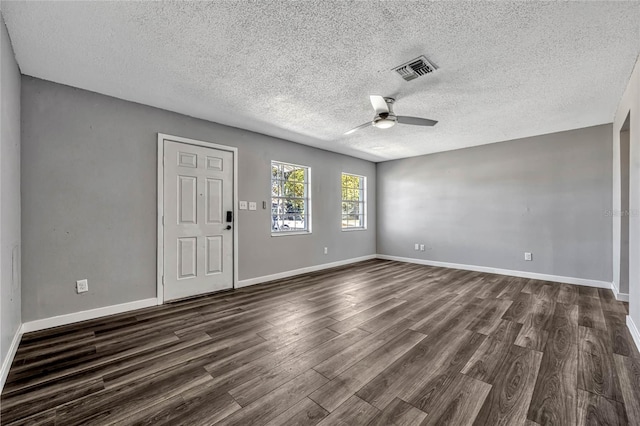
xmin=108 ymin=394 xmax=191 ymax=426
xmin=614 ymin=354 xmax=640 ymax=423
xmin=55 ymin=365 xmax=213 ymax=425
xmin=103 ymin=333 xmax=265 ymax=389
xmin=496 ymin=277 xmax=526 ymax=301
xmin=578 ymin=286 xmax=600 ymax=298
xmin=159 ymin=389 xmax=242 ymax=425
xmin=598 ymin=288 xmax=627 ymax=314
xmin=603 ymin=310 xmax=640 ymax=359
xmin=578 ymin=326 xmax=624 ymax=402
xmin=402 ymin=331 xmax=486 ymax=413
xmin=1 ymin=260 xmax=631 ymax=426
xmin=527 ymin=338 xmax=578 ymax=424
xmin=358 ymin=328 xmax=470 ymax=409
xmin=4 ymin=408 xmax=56 ymax=426
xmin=577 ymin=389 xmax=628 ymax=426
xmin=412 ymin=297 xmax=484 ymax=338
xmin=578 ymin=294 xmax=607 ymax=330
xmin=327 ymin=298 xmax=407 ymax=334
xmin=229 ymin=327 xmax=369 ymax=406
xmin=264 ymin=397 xmax=328 ymax=426
xmin=0 ymin=377 xmax=104 ymax=424
xmin=502 ymin=292 xmax=532 ymax=324
xmin=313 ymin=318 xmax=413 ymax=380
xmin=461 ymin=320 xmax=523 ymax=383
xmin=316 ymin=395 xmax=379 ymax=426
xmin=556 ymin=283 xmax=579 ymax=305
xmin=467 ymin=299 xmax=514 ymax=335
xmin=421 ymin=373 xmax=492 ymax=426
xmin=216 ymin=369 xmax=328 ymax=426
xmin=3 ymin=332 xmax=186 ymax=397
xmin=472 ymin=345 xmax=543 ymax=426
xmin=402 ymin=292 xmax=458 ymax=324
xmin=514 ymin=296 xmax=554 ymax=352
xmin=367 ymin=397 xmax=427 ymax=426
xmin=547 ymin=302 xmax=579 ymax=346
xmin=309 ymin=329 xmax=426 ymax=412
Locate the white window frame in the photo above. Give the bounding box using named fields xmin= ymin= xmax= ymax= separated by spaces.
xmin=271 ymin=161 xmax=312 ymax=236
xmin=341 ymin=172 xmax=367 ymax=231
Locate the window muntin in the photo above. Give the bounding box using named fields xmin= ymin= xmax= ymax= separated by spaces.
xmin=342 ymin=173 xmax=366 ymax=229
xmin=271 ymin=161 xmax=311 ymax=234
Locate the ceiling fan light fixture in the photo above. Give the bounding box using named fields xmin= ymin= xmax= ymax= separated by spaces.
xmin=373 ymin=117 xmax=396 ymax=129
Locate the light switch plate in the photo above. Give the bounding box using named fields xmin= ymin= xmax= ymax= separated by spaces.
xmin=249 ymin=202 xmax=257 ymax=211
xmin=239 ymin=201 xmax=248 ymax=210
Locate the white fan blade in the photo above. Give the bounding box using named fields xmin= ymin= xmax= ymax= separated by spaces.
xmin=397 ymin=116 xmax=438 ymax=126
xmin=344 ymin=122 xmax=372 ymax=135
xmin=370 ymin=95 xmax=389 ymax=114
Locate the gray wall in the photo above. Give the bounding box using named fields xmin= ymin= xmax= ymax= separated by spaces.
xmin=613 ymin=55 xmax=639 ymax=326
xmin=0 ymin=13 xmax=21 ymax=368
xmin=21 ymin=77 xmax=375 ymax=321
xmin=377 ymin=124 xmax=613 ymax=282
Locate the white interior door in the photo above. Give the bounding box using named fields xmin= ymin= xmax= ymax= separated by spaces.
xmin=163 ymin=140 xmax=234 ymax=301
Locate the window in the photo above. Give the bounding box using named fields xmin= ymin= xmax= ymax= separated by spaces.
xmin=271 ymin=161 xmax=311 ymax=234
xmin=342 ymin=173 xmax=366 ymax=229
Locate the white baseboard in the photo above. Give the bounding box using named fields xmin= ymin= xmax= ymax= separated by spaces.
xmin=0 ymin=326 xmax=22 ymax=393
xmin=376 ymin=254 xmax=612 ymax=289
xmin=627 ymin=316 xmax=640 ymax=354
xmin=611 ymin=280 xmax=630 ymax=302
xmin=237 ymin=254 xmax=377 ymax=288
xmin=21 ymin=298 xmax=158 ymax=334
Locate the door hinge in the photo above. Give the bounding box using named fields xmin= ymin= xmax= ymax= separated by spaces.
xmin=161 ymin=276 xmax=164 ymax=286
xmin=162 ymin=215 xmax=164 ymax=225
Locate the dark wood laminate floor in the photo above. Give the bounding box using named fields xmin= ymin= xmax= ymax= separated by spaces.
xmin=2 ymin=259 xmax=638 ymax=425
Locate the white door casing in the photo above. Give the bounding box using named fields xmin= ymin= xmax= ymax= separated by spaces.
xmin=159 ymin=135 xmax=236 ymax=302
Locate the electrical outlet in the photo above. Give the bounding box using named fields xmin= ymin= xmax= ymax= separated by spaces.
xmin=249 ymin=202 xmax=257 ymax=211
xmin=76 ymin=279 xmax=88 ymax=293
xmin=524 ymin=252 xmax=532 ymax=261
xmin=324 ymin=247 xmax=328 ymax=255
xmin=414 ymin=243 xmax=419 ymax=251
xmin=239 ymin=201 xmax=248 ymax=210
xmin=420 ymin=244 xmax=425 ymax=251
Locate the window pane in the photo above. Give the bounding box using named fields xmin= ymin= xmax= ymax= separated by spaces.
xmin=272 ymin=161 xmax=310 ymax=233
xmin=284 ymin=182 xmax=304 ymax=198
xmin=341 ymin=173 xmax=366 ymax=229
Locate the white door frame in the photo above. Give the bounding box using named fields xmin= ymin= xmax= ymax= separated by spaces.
xmin=157 ymin=133 xmax=239 ymax=305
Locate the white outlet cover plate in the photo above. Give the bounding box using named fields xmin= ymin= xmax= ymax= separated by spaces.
xmin=239 ymin=201 xmax=248 ymax=210
xmin=248 ymin=202 xmax=257 ymax=211
xmin=76 ymin=279 xmax=88 ymax=293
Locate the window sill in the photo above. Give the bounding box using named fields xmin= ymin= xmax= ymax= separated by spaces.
xmin=271 ymin=231 xmax=312 ymax=237
xmin=341 ymin=227 xmax=367 ymax=232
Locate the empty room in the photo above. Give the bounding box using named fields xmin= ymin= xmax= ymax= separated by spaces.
xmin=1 ymin=1 xmax=639 ymax=425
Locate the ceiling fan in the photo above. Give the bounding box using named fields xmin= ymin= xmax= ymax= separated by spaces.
xmin=344 ymin=95 xmax=438 ymax=135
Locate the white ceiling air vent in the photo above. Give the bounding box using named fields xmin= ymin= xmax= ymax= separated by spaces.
xmin=393 ymin=55 xmax=437 ymax=81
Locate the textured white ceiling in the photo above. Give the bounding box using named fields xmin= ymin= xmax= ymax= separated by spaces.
xmin=2 ymin=1 xmax=639 ymax=161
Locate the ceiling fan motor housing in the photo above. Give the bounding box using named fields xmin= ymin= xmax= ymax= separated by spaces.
xmin=373 ymin=98 xmax=397 ymax=128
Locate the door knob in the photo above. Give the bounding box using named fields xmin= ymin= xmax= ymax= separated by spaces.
xmin=225 ymin=225 xmax=232 ymax=230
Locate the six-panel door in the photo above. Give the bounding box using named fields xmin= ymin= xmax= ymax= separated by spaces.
xmin=163 ymin=140 xmax=233 ymax=301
